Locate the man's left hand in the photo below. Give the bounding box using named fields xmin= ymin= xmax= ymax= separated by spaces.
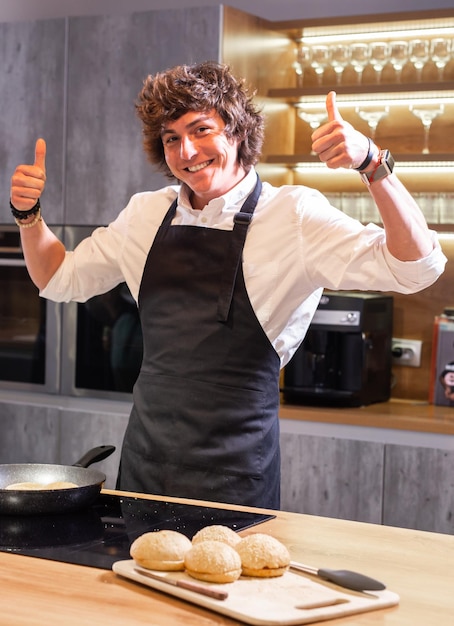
xmin=311 ymin=91 xmax=371 ymax=170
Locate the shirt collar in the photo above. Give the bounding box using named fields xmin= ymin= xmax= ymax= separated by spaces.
xmin=178 ymin=168 xmax=257 ymax=213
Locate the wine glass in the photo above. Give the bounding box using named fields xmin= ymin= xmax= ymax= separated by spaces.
xmin=431 ymin=38 xmax=452 ymax=80
xmin=389 ymin=40 xmax=409 ymax=82
xmin=329 ymin=44 xmax=351 ymax=85
xmin=310 ymin=45 xmax=330 ymax=85
xmin=293 ymin=44 xmax=312 ymax=88
xmin=349 ymin=43 xmax=370 ymax=84
xmin=369 ymin=42 xmax=390 ymax=83
xmin=297 ymin=109 xmax=328 ymax=154
xmin=355 ymin=106 xmax=389 ymax=141
xmin=409 ymin=103 xmax=444 ymax=154
xmin=409 ymin=39 xmax=429 ymax=81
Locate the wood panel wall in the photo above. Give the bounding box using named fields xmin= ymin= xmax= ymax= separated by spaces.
xmin=222 ymin=7 xmax=453 ymax=403
xmin=388 ymin=235 xmax=453 ymax=401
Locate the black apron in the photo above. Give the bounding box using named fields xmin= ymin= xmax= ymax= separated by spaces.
xmin=117 ymin=176 xmax=281 ymax=508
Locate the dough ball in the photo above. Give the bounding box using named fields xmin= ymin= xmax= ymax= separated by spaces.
xmin=192 ymin=524 xmax=241 ymax=548
xmin=235 ymin=533 xmax=290 ymax=578
xmin=130 ymin=529 xmax=192 ymax=571
xmin=184 ymin=540 xmax=242 ymax=583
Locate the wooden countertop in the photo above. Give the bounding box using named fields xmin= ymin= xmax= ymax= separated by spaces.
xmin=2 ymin=489 xmax=453 ymax=625
xmin=280 ymin=398 xmax=454 ymax=435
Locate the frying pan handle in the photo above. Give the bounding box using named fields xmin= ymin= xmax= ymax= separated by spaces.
xmin=72 ymin=445 xmax=116 ymax=468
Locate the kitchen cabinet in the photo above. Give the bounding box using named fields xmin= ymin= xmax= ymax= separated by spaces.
xmin=0 ymin=399 xmax=60 ymax=464
xmin=383 ymin=443 xmax=454 ymax=534
xmin=280 ymin=431 xmax=384 ymax=524
xmin=256 ymin=9 xmax=454 ymax=230
xmin=0 ymin=394 xmax=130 ymax=488
xmin=280 ymin=428 xmax=454 ymax=534
xmin=279 ymin=401 xmax=454 ymax=535
xmin=0 ymin=19 xmax=66 ymax=224
xmin=59 ymin=404 xmax=129 ymax=488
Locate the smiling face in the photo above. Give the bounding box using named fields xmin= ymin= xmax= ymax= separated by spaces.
xmin=161 ymin=109 xmax=247 ymax=210
xmin=444 ymin=371 xmax=454 ymax=386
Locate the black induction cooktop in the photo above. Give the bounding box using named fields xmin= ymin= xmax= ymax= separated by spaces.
xmin=0 ymin=493 xmax=275 ymax=570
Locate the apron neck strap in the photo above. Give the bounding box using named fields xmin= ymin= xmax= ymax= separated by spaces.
xmin=217 ymin=174 xmax=262 ymax=323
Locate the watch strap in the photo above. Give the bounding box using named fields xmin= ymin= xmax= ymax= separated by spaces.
xmin=353 ymin=137 xmax=374 ymax=171
xmin=360 ymin=149 xmax=395 ymax=186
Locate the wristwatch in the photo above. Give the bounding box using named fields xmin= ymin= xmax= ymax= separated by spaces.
xmin=359 ymin=149 xmax=395 ymax=186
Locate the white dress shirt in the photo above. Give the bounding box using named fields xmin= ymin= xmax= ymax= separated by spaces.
xmin=41 ymin=168 xmax=446 ymax=366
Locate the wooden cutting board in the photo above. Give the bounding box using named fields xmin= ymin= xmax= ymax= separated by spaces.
xmin=113 ymin=559 xmax=399 ymax=625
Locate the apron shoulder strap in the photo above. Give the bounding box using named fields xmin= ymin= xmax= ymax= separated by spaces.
xmin=217 ymin=175 xmax=262 ymax=323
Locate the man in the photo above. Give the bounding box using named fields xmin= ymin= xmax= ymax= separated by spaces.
xmin=10 ymin=61 xmax=446 ymax=509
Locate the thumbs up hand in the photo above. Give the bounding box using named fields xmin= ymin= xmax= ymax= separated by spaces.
xmin=10 ymin=138 xmax=47 ymax=210
xmin=325 ymin=90 xmax=343 ymax=123
xmin=311 ymin=92 xmax=371 ymax=170
xmin=33 ymin=138 xmax=47 ymax=174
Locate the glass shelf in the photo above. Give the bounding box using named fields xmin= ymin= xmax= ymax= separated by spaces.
xmin=260 ymin=9 xmax=454 ymax=226
xmin=272 ymin=10 xmax=454 ymax=43
xmin=264 ymin=154 xmax=454 ymax=166
xmin=269 ymin=82 xmax=454 ymax=101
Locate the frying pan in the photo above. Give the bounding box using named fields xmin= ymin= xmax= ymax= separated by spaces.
xmin=0 ymin=445 xmax=115 ymax=515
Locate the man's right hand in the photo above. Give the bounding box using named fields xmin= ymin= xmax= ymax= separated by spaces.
xmin=10 ymin=138 xmax=47 ymax=210
xmin=9 ymin=137 xmax=66 ymax=289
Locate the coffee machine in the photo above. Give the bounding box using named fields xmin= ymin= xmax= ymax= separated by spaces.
xmin=282 ymin=291 xmax=393 ymax=407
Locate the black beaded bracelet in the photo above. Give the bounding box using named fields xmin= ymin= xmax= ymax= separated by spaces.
xmin=353 ymin=138 xmax=375 ymax=172
xmin=10 ymin=198 xmax=41 ymax=220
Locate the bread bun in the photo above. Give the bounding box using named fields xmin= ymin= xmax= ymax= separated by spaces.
xmin=192 ymin=525 xmax=241 ymax=548
xmin=130 ymin=530 xmax=192 ymax=571
xmin=235 ymin=533 xmax=290 ymax=578
xmin=184 ymin=540 xmax=242 ymax=583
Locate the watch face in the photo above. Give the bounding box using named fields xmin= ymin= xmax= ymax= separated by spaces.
xmin=381 ymin=150 xmax=395 ymax=170
xmin=386 ymin=151 xmax=395 ymax=173
xmin=360 ymin=150 xmax=394 ymax=186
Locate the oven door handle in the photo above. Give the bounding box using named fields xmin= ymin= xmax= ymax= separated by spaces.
xmin=0 ymin=258 xmax=26 ymax=267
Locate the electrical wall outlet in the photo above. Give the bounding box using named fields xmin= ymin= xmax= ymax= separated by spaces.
xmin=391 ymin=338 xmax=422 ymax=367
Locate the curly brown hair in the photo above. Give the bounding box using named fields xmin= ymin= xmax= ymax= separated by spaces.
xmin=135 ymin=61 xmax=264 ymax=179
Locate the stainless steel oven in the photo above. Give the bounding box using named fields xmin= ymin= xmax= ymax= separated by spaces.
xmin=60 ymin=226 xmax=142 ymax=400
xmin=0 ymin=225 xmax=142 ymax=400
xmin=0 ymin=225 xmax=61 ymax=393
